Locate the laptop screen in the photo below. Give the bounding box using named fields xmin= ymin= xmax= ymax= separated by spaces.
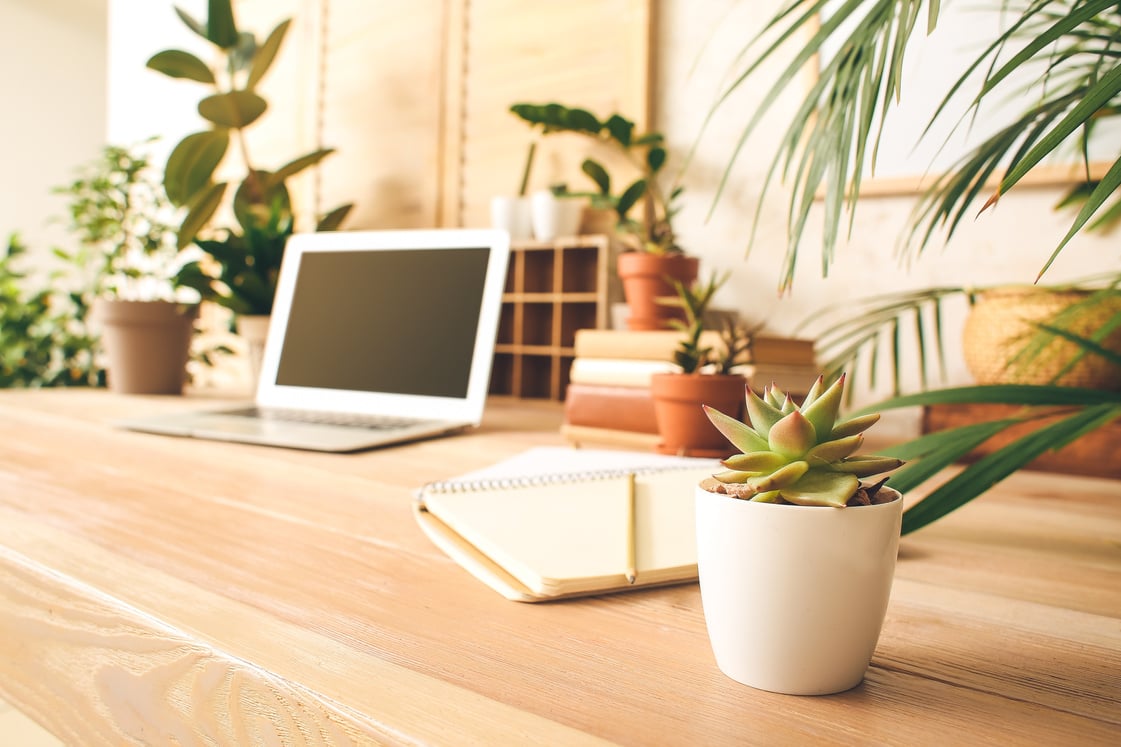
xmin=275 ymin=247 xmax=489 ymax=398
xmin=255 ymin=228 xmax=511 ymax=424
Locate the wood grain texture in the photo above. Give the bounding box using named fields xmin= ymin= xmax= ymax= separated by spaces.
xmin=0 ymin=389 xmax=1119 ymax=745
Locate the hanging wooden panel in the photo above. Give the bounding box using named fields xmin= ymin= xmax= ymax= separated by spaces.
xmin=444 ymin=0 xmax=653 ymax=228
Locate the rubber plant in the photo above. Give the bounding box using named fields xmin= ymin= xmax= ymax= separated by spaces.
xmin=146 ymin=0 xmax=352 ymax=315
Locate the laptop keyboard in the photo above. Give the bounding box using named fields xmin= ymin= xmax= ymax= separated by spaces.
xmin=229 ymin=407 xmax=424 ymax=431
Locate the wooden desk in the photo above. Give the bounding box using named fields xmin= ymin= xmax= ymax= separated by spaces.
xmin=1 ymin=390 xmax=1118 ymax=745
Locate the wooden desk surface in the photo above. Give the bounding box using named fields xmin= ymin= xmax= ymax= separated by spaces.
xmin=0 ymin=389 xmax=1118 ymax=745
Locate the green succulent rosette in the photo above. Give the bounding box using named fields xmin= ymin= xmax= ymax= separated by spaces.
xmin=703 ymin=374 xmax=903 ymax=508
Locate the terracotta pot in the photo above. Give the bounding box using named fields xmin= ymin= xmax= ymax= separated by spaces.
xmin=650 ymin=373 xmax=745 ymax=458
xmin=616 ymin=252 xmax=699 ymax=330
xmin=695 ymin=485 xmax=903 ymax=695
xmin=962 ymin=286 xmax=1121 ymax=390
xmin=93 ymin=299 xmax=199 ymax=395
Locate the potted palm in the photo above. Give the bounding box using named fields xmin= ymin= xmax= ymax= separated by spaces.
xmin=650 ymin=272 xmax=751 ymax=456
xmin=510 ymin=102 xmax=697 ymax=329
xmin=699 ymin=0 xmax=1121 ymax=532
xmin=696 ymin=374 xmax=904 ymax=694
xmin=146 ymin=0 xmax=352 ymax=382
xmin=54 ymin=142 xmax=203 ymax=395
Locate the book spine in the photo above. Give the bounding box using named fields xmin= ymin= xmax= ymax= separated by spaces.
xmin=559 ymin=423 xmax=662 ymax=450
xmin=563 ymin=382 xmax=659 ymax=434
xmin=573 ymin=329 xmax=816 ymax=366
xmin=568 ymin=358 xmax=680 ymax=388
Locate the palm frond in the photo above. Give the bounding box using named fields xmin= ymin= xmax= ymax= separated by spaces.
xmin=887 ymin=401 xmax=1121 ymax=533
xmin=706 ymin=0 xmax=1121 ymax=286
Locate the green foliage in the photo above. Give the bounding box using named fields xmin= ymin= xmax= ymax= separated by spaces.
xmin=861 ymin=383 xmax=1121 ymax=534
xmin=666 ymin=272 xmax=755 ymax=375
xmin=695 ymin=1 xmax=1121 ymax=531
xmin=51 ymin=140 xmax=191 ymax=301
xmin=147 ymin=0 xmax=352 ymax=315
xmin=798 ymin=275 xmax=1121 ymax=403
xmin=0 ymin=236 xmax=102 ymax=388
xmin=703 ymin=0 xmax=1121 ymax=291
xmin=510 ymin=102 xmax=683 ymax=254
xmin=704 ymin=375 xmax=903 ymax=507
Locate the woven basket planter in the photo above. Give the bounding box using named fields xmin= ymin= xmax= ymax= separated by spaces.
xmin=962 ymin=286 xmax=1121 ymax=391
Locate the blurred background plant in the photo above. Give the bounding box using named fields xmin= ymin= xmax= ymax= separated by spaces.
xmin=146 ymin=0 xmax=351 ymax=315
xmin=0 ymin=140 xmax=230 ymax=389
xmin=0 ymin=235 xmax=101 ymax=388
xmin=511 ymin=102 xmax=684 ymax=254
xmin=52 ymin=139 xmax=199 ymax=302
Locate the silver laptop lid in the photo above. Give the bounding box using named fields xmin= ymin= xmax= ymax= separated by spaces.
xmin=254 ymin=228 xmax=511 ymax=425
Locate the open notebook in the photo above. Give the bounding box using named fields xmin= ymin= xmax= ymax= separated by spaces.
xmin=118 ymin=228 xmax=510 ymax=452
xmin=414 ymin=447 xmax=719 ymax=602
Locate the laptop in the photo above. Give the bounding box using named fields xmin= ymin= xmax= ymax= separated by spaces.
xmin=118 ymin=228 xmax=511 ymax=452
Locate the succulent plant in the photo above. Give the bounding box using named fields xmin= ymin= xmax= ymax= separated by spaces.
xmin=701 ymin=374 xmax=903 ymax=508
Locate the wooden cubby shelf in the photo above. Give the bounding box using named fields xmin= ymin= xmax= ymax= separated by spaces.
xmin=489 ymin=234 xmax=611 ymax=400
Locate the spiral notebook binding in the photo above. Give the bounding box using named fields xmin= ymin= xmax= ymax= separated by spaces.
xmin=419 ymin=463 xmax=705 ymax=496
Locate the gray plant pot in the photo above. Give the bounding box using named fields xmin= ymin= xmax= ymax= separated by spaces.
xmin=93 ymin=299 xmax=199 ymax=395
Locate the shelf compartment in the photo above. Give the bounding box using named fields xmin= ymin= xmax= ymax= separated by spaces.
xmin=560 ymin=246 xmax=602 ymax=293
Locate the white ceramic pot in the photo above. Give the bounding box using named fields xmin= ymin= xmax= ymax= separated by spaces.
xmin=489 ymin=195 xmax=533 ymax=240
xmin=236 ymin=314 xmax=271 ymax=391
xmin=530 ymin=190 xmax=584 ymax=241
xmin=694 ymin=485 xmax=903 ymax=695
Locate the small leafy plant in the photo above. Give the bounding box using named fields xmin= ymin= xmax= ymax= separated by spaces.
xmin=0 ymin=235 xmax=101 ymax=388
xmin=510 ymin=101 xmax=683 ymax=254
xmin=666 ymin=272 xmax=753 ymax=375
xmin=52 ymin=141 xmax=194 ymax=301
xmin=702 ymin=375 xmax=903 ymax=508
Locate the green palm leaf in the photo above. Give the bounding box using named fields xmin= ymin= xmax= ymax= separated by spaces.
xmin=899 ymin=403 xmax=1121 ymax=533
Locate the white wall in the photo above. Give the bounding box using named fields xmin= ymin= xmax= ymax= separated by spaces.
xmin=0 ymin=0 xmax=107 ymax=260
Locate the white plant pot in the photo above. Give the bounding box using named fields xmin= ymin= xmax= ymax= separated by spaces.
xmin=489 ymin=195 xmax=533 ymax=240
xmin=236 ymin=314 xmax=271 ymax=392
xmin=695 ymin=484 xmax=903 ymax=695
xmin=530 ymin=190 xmax=584 ymax=241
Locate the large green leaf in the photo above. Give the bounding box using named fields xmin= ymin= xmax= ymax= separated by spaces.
xmin=316 ymin=204 xmax=353 ymax=232
xmin=247 ymin=19 xmax=292 ymax=89
xmin=145 ymin=49 xmax=214 ymax=84
xmin=270 ymin=148 xmax=337 ymax=184
xmin=206 ymin=0 xmax=239 ymax=48
xmin=198 ymin=91 xmax=267 ymax=129
xmin=900 ymin=403 xmax=1121 ymax=534
xmin=174 ymin=7 xmax=208 ymax=40
xmin=177 ymin=182 xmax=227 ymax=249
xmin=164 ymin=130 xmax=229 ymax=206
xmin=854 ymin=384 xmax=1121 ymax=415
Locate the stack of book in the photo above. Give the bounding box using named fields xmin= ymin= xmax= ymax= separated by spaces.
xmin=561 ymin=329 xmax=818 ymax=449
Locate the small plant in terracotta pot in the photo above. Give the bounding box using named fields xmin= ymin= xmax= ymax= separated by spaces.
xmin=53 ymin=141 xmax=207 ymax=394
xmin=650 ymin=272 xmax=750 ymax=457
xmin=695 ymin=374 xmax=905 ymax=694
